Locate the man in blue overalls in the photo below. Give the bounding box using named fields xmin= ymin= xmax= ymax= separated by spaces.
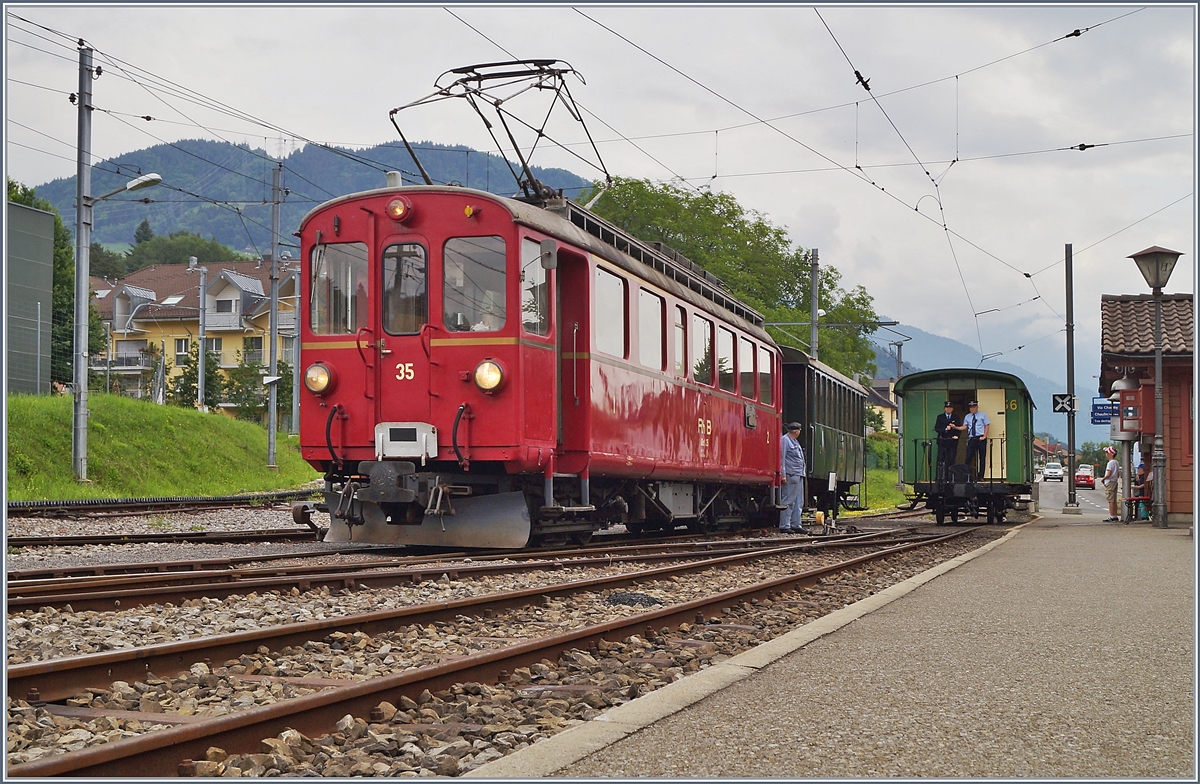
xmin=780 ymin=422 xmax=807 ymax=533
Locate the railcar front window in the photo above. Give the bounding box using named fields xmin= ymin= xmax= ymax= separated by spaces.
xmin=520 ymin=239 xmax=549 ymax=336
xmin=692 ymin=314 xmax=714 ymax=385
xmin=310 ymin=242 xmax=368 ymax=335
xmin=444 ymin=236 xmax=506 ymax=332
xmin=382 ymin=243 xmax=427 ymax=335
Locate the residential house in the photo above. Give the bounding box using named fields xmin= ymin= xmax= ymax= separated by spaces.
xmin=868 ymin=378 xmax=899 ymax=433
xmin=92 ymin=259 xmax=299 ymax=420
xmin=1098 ymin=292 xmax=1193 ymax=524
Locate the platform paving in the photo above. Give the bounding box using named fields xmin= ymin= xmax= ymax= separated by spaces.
xmin=466 ymin=510 xmax=1195 ymax=779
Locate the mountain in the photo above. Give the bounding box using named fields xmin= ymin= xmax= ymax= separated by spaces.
xmin=870 ymin=321 xmax=1110 ymax=444
xmin=32 ymin=138 xmax=592 ymax=254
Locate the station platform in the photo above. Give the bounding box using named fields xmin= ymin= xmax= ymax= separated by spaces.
xmin=467 ymin=508 xmax=1195 ymax=778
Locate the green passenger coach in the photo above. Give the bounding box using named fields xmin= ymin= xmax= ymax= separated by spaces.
xmin=894 ymin=368 xmax=1035 ymax=524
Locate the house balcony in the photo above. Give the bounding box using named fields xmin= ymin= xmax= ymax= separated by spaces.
xmin=204 ymin=312 xmax=244 ymax=330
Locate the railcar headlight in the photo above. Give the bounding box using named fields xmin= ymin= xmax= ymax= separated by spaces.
xmin=473 ymin=360 xmax=504 ymax=392
xmin=304 ymin=362 xmax=335 ymax=395
xmin=386 ymin=197 xmax=415 ymax=223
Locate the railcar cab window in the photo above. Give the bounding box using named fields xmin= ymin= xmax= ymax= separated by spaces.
xmin=758 ymin=346 xmax=773 ymax=405
xmin=382 ymin=243 xmax=427 ymax=335
xmin=310 ymin=242 xmax=368 ymax=335
xmin=674 ymin=306 xmax=687 ymax=378
xmin=639 ymin=289 xmax=664 ymax=370
xmin=520 ymin=239 xmax=549 ymax=336
xmin=692 ymin=314 xmax=714 ymax=385
xmin=740 ymin=337 xmax=756 ymax=398
xmin=595 ymin=267 xmax=627 ymax=357
xmin=444 ymin=236 xmax=505 ymax=332
xmin=717 ymin=327 xmax=736 ymax=393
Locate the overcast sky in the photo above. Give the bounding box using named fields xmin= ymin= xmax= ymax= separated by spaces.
xmin=5 ymin=3 xmax=1196 ymax=409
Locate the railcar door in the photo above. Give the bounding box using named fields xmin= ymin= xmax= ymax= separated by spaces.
xmin=519 ymin=238 xmax=556 ymax=446
xmin=374 ymin=237 xmax=434 ymax=459
xmin=977 ymin=388 xmax=1007 ymax=480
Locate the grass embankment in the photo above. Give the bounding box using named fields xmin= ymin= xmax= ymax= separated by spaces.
xmin=856 ymin=468 xmax=911 ymax=513
xmin=7 ymin=394 xmax=320 ymax=501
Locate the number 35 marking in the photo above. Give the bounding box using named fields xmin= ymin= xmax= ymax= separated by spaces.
xmin=395 ymin=362 xmax=415 ymax=381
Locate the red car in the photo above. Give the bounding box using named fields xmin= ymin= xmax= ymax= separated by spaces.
xmin=1074 ymin=466 xmax=1095 ymax=489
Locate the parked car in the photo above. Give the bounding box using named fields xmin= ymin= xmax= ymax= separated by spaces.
xmin=1043 ymin=462 xmax=1064 ymax=481
xmin=1074 ymin=467 xmax=1095 ymax=489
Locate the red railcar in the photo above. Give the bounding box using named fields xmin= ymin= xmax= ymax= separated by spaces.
xmin=296 ymin=180 xmax=783 ymax=547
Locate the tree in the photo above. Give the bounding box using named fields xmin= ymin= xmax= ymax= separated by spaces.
xmin=134 ymin=218 xmax=155 ymax=245
xmin=168 ymin=343 xmax=224 ymax=408
xmin=7 ymin=177 xmax=106 ymax=385
xmin=865 ymin=406 xmax=886 ymax=432
xmin=581 ymin=177 xmax=880 ymax=379
xmin=124 ymin=230 xmax=247 ymax=273
xmin=224 ymin=352 xmax=268 ymax=422
xmin=90 ymin=241 xmax=126 ymax=280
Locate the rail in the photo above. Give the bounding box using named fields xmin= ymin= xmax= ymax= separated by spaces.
xmin=7 ymin=489 xmax=320 ymax=518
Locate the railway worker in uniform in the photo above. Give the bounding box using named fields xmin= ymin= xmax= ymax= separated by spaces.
xmin=1101 ymin=445 xmax=1122 ymax=522
xmin=963 ymin=401 xmax=990 ymax=480
xmin=934 ymin=401 xmax=964 ymax=480
xmin=780 ymin=422 xmax=807 ymax=534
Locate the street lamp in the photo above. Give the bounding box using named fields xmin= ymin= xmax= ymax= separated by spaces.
xmin=1128 ymin=245 xmax=1183 ymax=529
xmin=187 ymin=256 xmax=209 ymax=412
xmin=73 ymin=172 xmax=162 ymax=481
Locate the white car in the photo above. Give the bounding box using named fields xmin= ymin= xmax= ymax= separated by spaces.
xmin=1043 ymin=462 xmax=1064 ymax=481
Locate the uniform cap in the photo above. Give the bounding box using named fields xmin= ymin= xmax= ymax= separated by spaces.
xmin=943 ymin=401 xmax=954 ymax=407
xmin=968 ymin=400 xmax=979 ymax=406
xmin=785 ymin=422 xmax=802 ymax=431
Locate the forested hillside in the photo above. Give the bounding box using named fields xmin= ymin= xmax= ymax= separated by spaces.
xmin=34 ymin=139 xmax=590 ymax=253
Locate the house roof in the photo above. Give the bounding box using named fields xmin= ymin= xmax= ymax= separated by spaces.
xmin=866 ymin=386 xmax=896 ymax=410
xmin=101 ymin=260 xmax=298 ymax=323
xmin=1100 ymin=293 xmax=1193 ymax=356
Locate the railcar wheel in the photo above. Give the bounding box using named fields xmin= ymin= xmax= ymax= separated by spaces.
xmin=935 ymin=508 xmax=945 ymax=525
xmin=950 ymin=508 xmax=961 ymax=524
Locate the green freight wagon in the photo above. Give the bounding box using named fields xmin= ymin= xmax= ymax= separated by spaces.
xmin=894 ymin=368 xmax=1035 ymax=524
xmin=780 ymin=346 xmax=867 ymax=521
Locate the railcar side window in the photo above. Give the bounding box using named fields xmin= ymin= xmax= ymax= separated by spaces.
xmin=639 ymin=289 xmax=664 ymax=370
xmin=310 ymin=242 xmax=368 ymax=335
xmin=674 ymin=306 xmax=687 ymax=378
xmin=382 ymin=243 xmax=427 ymax=335
xmin=444 ymin=236 xmax=506 ymax=332
xmin=692 ymin=314 xmax=714 ymax=385
xmin=740 ymin=337 xmax=756 ymax=398
xmin=520 ymin=239 xmax=549 ymax=336
xmin=759 ymin=347 xmax=773 ymax=405
xmin=717 ymin=327 xmax=735 ymax=392
xmin=595 ymin=267 xmax=627 ymax=357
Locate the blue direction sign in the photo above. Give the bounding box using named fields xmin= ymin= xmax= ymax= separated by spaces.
xmin=1091 ymin=396 xmax=1118 ymax=425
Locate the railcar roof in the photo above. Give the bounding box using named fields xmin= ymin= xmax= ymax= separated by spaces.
xmin=778 ymin=345 xmax=867 ymax=394
xmin=300 ymin=185 xmax=772 ymax=344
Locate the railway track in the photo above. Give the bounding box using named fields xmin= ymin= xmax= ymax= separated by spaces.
xmin=7 ymin=527 xmax=983 ymax=777
xmin=8 ymin=530 xmax=933 ymax=612
xmin=6 ymin=489 xmax=320 ymax=519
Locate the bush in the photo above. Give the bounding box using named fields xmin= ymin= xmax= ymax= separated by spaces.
xmin=866 ymin=431 xmax=899 ymax=470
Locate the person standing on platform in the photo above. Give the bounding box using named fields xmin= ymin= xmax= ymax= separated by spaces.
xmin=934 ymin=401 xmax=964 ymax=480
xmin=963 ymin=401 xmax=991 ymax=480
xmin=780 ymin=422 xmax=807 ymax=534
xmin=1102 ymin=445 xmax=1121 ymax=522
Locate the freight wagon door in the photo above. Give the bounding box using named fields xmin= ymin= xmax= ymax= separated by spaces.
xmin=977 ymin=388 xmax=1006 ymax=480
